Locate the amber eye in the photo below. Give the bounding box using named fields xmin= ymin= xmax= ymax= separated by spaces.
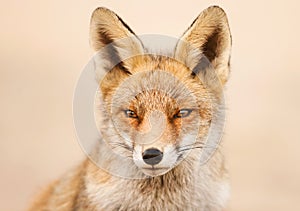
xmin=174 ymin=109 xmax=192 ymax=118
xmin=124 ymin=110 xmax=138 ymax=118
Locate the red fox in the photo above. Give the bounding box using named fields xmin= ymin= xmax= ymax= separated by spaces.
xmin=29 ymin=5 xmax=232 ymax=211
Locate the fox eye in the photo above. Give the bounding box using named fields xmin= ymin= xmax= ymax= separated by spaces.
xmin=174 ymin=109 xmax=192 ymax=118
xmin=124 ymin=110 xmax=138 ymax=118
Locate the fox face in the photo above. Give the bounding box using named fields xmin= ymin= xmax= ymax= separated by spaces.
xmin=91 ymin=6 xmax=231 ymax=177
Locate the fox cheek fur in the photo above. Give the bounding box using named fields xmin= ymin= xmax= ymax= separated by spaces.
xmin=93 ymin=6 xmax=231 ymax=178
xmin=29 ymin=5 xmax=232 ymax=211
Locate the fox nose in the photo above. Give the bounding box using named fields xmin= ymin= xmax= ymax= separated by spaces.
xmin=142 ymin=148 xmax=163 ymax=165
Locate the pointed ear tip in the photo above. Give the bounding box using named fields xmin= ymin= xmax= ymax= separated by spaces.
xmin=206 ymin=5 xmax=226 ymax=13
xmin=93 ymin=7 xmax=112 ymax=13
xmin=204 ymin=5 xmax=228 ymax=18
xmin=91 ymin=7 xmax=116 ymax=19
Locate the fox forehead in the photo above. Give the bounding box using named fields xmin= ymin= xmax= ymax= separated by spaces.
xmin=129 ymin=54 xmax=189 ymax=75
xmin=100 ymin=55 xmax=210 ymax=106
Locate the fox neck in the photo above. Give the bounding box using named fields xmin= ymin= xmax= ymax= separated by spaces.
xmin=86 ymin=146 xmax=227 ymax=210
xmin=134 ymin=156 xmax=197 ymax=191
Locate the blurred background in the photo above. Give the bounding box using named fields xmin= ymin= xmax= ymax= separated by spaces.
xmin=1 ymin=0 xmax=300 ymax=210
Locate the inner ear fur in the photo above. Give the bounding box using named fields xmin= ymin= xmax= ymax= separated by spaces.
xmin=175 ymin=6 xmax=232 ymax=86
xmin=90 ymin=7 xmax=144 ymax=72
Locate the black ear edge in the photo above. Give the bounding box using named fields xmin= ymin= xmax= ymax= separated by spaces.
xmin=115 ymin=14 xmax=145 ymax=49
xmin=91 ymin=7 xmax=143 ymax=74
xmin=91 ymin=7 xmax=144 ymax=48
xmin=115 ymin=14 xmax=136 ymax=35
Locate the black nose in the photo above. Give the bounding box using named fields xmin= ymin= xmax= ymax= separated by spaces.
xmin=142 ymin=148 xmax=163 ymax=165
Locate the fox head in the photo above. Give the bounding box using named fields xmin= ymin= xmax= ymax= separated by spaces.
xmin=91 ymin=6 xmax=231 ymax=177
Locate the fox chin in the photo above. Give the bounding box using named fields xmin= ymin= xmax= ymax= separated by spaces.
xmin=29 ymin=5 xmax=232 ymax=211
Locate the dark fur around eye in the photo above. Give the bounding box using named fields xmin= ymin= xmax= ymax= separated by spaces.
xmin=173 ymin=109 xmax=193 ymax=118
xmin=124 ymin=110 xmax=138 ymax=118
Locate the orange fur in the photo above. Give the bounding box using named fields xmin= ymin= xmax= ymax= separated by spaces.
xmin=29 ymin=5 xmax=232 ymax=211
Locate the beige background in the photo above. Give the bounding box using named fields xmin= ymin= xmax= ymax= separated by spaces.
xmin=1 ymin=0 xmax=300 ymax=210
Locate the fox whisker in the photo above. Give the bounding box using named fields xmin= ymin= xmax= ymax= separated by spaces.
xmin=177 ymin=145 xmax=218 ymax=153
xmin=109 ymin=142 xmax=133 ymax=152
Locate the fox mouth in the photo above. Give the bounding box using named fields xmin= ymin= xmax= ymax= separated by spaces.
xmin=140 ymin=167 xmax=172 ymax=177
xmin=142 ymin=167 xmax=169 ymax=170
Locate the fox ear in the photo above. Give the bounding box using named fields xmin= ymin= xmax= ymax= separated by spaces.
xmin=90 ymin=7 xmax=144 ymax=72
xmin=175 ymin=6 xmax=232 ymax=86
